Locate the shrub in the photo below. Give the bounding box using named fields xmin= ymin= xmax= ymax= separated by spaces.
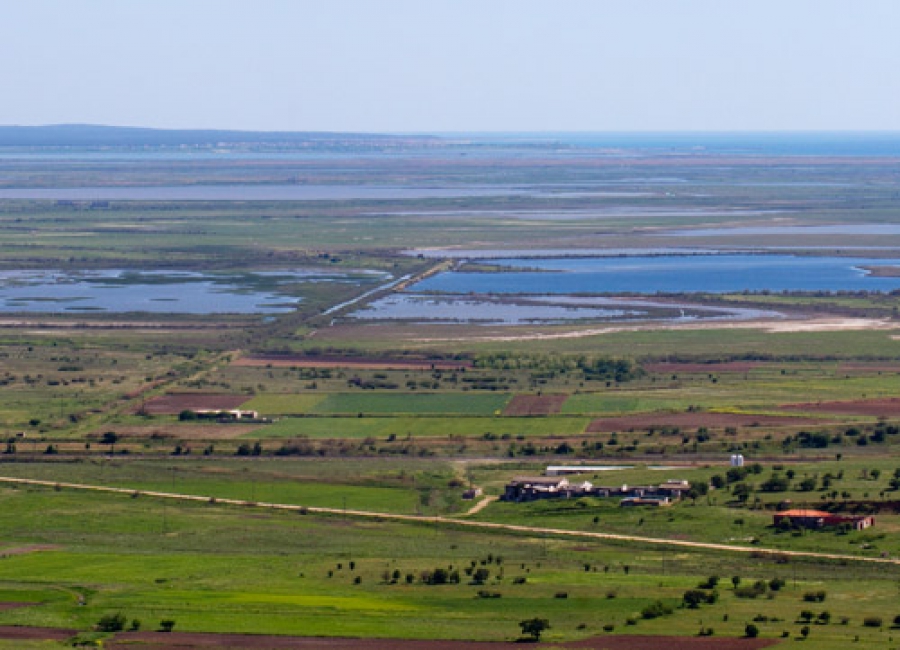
xmin=698 ymin=575 xmax=719 ymax=589
xmin=735 ymin=581 xmax=768 ymax=599
xmin=745 ymin=623 xmax=759 ymax=638
xmin=863 ymin=616 xmax=882 ymax=628
xmin=159 ymin=620 xmax=176 ymax=633
xmin=683 ymin=589 xmax=716 ymax=608
xmin=96 ymin=612 xmax=126 ymax=632
xmin=641 ymin=600 xmax=673 ymax=619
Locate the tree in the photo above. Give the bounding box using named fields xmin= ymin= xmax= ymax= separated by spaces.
xmin=682 ymin=589 xmax=709 ymax=609
xmin=798 ymin=477 xmax=817 ymax=492
xmin=745 ymin=623 xmax=759 ymax=638
xmin=100 ymin=431 xmax=119 ymax=454
xmin=732 ymin=483 xmax=752 ymax=503
xmin=159 ymin=619 xmax=176 ymax=633
xmin=472 ymin=567 xmax=490 ymax=584
xmin=97 ymin=612 xmax=126 ymax=632
xmin=519 ymin=618 xmax=550 ymax=641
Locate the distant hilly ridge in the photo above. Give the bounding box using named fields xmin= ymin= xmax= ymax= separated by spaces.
xmin=0 ymin=124 xmax=437 ymax=148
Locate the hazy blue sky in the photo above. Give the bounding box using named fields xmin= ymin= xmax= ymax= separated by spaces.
xmin=4 ymin=0 xmax=899 ymax=132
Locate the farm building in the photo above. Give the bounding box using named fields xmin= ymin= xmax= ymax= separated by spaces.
xmin=773 ymin=509 xmax=874 ymax=530
xmin=546 ymin=465 xmax=632 ymax=476
xmin=503 ymin=477 xmax=572 ymax=501
xmin=194 ymin=409 xmax=259 ymax=420
xmin=461 ymin=487 xmax=483 ymax=500
xmin=502 ymin=477 xmax=691 ymax=503
xmin=621 ymin=496 xmax=672 ymax=507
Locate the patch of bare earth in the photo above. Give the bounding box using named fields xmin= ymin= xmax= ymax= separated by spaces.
xmin=234 ymin=354 xmax=471 ymax=370
xmin=564 ymin=636 xmax=780 ymax=649
xmin=105 ymin=633 xmax=780 ymax=650
xmin=0 ymin=626 xmax=77 ymax=641
xmin=139 ymin=393 xmax=250 ymax=415
xmin=782 ymin=397 xmax=900 ymax=417
xmin=0 ymin=544 xmax=60 ymax=556
xmin=643 ymin=361 xmax=764 ymax=374
xmin=587 ymin=412 xmax=821 ymax=433
xmin=100 ymin=424 xmax=261 ymax=440
xmin=0 ymin=603 xmax=35 ymax=611
xmin=837 ymin=362 xmax=900 ymax=374
xmin=503 ymin=394 xmax=569 ymax=416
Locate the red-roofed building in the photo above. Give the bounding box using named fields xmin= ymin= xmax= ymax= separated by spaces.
xmin=773 ymin=509 xmax=874 ymax=530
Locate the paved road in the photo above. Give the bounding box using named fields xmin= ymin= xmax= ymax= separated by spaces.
xmin=2 ymin=475 xmax=898 ymax=566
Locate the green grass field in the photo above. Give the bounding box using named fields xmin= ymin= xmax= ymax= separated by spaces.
xmin=1 ymin=477 xmax=900 ymax=648
xmin=308 ymin=393 xmax=512 ymax=415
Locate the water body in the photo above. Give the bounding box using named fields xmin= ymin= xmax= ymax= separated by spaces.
xmin=0 ymin=185 xmax=530 ymax=201
xmin=0 ymin=269 xmax=381 ymax=314
xmin=350 ymin=294 xmax=778 ymax=326
xmin=412 ymin=254 xmax=900 ymax=294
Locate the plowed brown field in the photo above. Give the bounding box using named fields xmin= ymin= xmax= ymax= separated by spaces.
xmin=588 ymin=412 xmax=821 ymax=432
xmin=139 ymin=393 xmax=249 ymax=415
xmin=104 ymin=631 xmax=781 ymax=650
xmin=782 ymin=397 xmax=900 ymax=417
xmin=504 ymin=394 xmax=569 ymax=416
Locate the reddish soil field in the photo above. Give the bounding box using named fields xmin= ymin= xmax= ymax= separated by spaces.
xmin=588 ymin=412 xmax=821 ymax=433
xmin=837 ymin=362 xmax=900 ymax=374
xmin=0 ymin=625 xmax=77 ymax=640
xmin=233 ymin=354 xmax=471 ymax=371
xmin=564 ymin=637 xmax=779 ymax=649
xmin=104 ymin=424 xmax=260 ymax=440
xmin=105 ymin=632 xmax=780 ymax=650
xmin=504 ymin=394 xmax=569 ymax=416
xmin=782 ymin=397 xmax=900 ymax=417
xmin=643 ymin=361 xmax=764 ymax=374
xmin=0 ymin=602 xmax=34 ymax=611
xmin=139 ymin=393 xmax=250 ymax=415
xmin=0 ymin=544 xmax=60 ymax=557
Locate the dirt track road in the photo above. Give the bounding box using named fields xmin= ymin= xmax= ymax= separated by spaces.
xmin=2 ymin=475 xmax=897 ymax=567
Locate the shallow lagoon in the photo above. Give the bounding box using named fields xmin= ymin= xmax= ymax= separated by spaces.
xmin=0 ymin=269 xmax=385 ymax=314
xmin=413 ymin=254 xmax=900 ymax=294
xmin=349 ymin=294 xmax=779 ymax=326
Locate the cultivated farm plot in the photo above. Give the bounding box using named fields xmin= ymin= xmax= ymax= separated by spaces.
xmin=242 ymin=394 xmax=326 ymax=415
xmin=139 ymin=393 xmax=251 ymax=415
xmin=99 ymin=631 xmax=781 ymax=649
xmin=782 ymin=397 xmax=900 ymax=417
xmin=586 ymin=411 xmax=824 ymax=433
xmin=257 ymin=415 xmax=589 ymax=439
xmin=502 ymin=394 xmax=569 ymax=416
